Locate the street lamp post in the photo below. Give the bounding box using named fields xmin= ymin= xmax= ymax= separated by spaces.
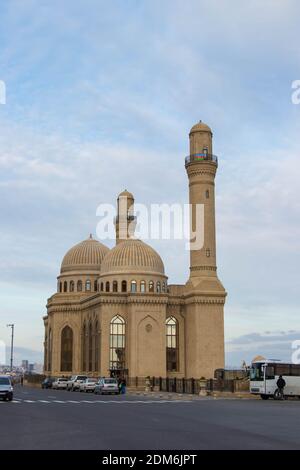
xmin=6 ymin=324 xmax=14 ymax=372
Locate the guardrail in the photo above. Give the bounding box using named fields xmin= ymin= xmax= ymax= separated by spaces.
xmin=185 ymin=153 xmax=218 ymax=165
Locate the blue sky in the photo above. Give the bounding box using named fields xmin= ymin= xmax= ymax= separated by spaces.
xmin=0 ymin=0 xmax=300 ymax=366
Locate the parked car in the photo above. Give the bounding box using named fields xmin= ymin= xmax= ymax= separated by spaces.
xmin=52 ymin=378 xmax=68 ymax=390
xmin=79 ymin=378 xmax=99 ymax=393
xmin=94 ymin=378 xmax=119 ymax=395
xmin=66 ymin=375 xmax=87 ymax=391
xmin=41 ymin=377 xmax=55 ymax=389
xmin=0 ymin=375 xmax=13 ymax=401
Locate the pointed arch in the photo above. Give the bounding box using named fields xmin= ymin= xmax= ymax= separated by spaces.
xmin=61 ymin=325 xmax=73 ymax=372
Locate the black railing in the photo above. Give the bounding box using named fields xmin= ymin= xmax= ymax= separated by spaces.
xmin=185 ymin=153 xmax=218 ymax=166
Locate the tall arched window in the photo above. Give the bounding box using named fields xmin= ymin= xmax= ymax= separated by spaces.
xmin=149 ymin=280 xmax=154 ymax=292
xmin=110 ymin=315 xmax=125 ymax=372
xmin=94 ymin=280 xmax=98 ymax=292
xmin=156 ymin=281 xmax=161 ymax=293
xmin=63 ymin=281 xmax=68 ymax=292
xmin=162 ymin=281 xmax=166 ymax=293
xmin=61 ymin=326 xmax=73 ymax=372
xmin=70 ymin=281 xmax=75 ymax=292
xmin=100 ymin=282 xmax=104 ymax=292
xmin=166 ymin=317 xmax=179 ymax=372
xmin=105 ymin=281 xmax=110 ymax=292
xmin=94 ymin=320 xmax=100 ymax=372
xmin=44 ymin=332 xmax=48 ymax=371
xmin=88 ymin=322 xmax=93 ymax=371
xmin=140 ymin=280 xmax=146 ymax=293
xmin=113 ymin=281 xmax=118 ymax=292
xmin=48 ymin=328 xmax=52 ymax=371
xmin=59 ymin=282 xmax=62 ymax=293
xmin=77 ymin=280 xmax=82 ymax=292
xmin=121 ymin=280 xmax=127 ymax=292
xmin=82 ymin=322 xmax=87 ymax=371
xmin=130 ymin=280 xmax=137 ymax=293
xmin=86 ymin=279 xmax=91 ymax=291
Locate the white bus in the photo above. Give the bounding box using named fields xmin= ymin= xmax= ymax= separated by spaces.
xmin=250 ymin=359 xmax=300 ymax=399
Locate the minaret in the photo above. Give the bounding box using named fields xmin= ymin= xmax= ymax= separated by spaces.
xmin=115 ymin=190 xmax=137 ymax=244
xmin=184 ymin=121 xmax=226 ymax=378
xmin=185 ymin=121 xmax=220 ymax=285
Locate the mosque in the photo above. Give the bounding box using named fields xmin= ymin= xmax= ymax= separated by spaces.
xmin=43 ymin=122 xmax=226 ymax=380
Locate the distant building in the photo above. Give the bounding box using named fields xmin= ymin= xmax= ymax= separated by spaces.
xmin=21 ymin=360 xmax=29 ymax=371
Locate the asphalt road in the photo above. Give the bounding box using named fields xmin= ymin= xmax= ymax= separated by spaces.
xmin=1 ymin=385 xmax=300 ymax=450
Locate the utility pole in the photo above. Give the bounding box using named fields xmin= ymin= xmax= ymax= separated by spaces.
xmin=6 ymin=324 xmax=14 ymax=372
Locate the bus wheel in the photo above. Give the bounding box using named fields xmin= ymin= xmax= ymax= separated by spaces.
xmin=260 ymin=394 xmax=269 ymax=400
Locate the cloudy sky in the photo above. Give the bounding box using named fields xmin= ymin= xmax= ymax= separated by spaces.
xmin=0 ymin=0 xmax=300 ymax=366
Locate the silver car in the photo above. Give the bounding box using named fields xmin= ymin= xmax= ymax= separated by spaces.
xmin=79 ymin=378 xmax=99 ymax=393
xmin=0 ymin=376 xmax=13 ymax=401
xmin=94 ymin=378 xmax=119 ymax=395
xmin=52 ymin=377 xmax=68 ymax=390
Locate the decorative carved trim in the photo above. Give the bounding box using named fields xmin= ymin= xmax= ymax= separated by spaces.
xmin=190 ymin=266 xmax=217 ymax=272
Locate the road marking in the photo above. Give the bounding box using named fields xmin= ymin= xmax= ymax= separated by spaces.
xmin=38 ymin=400 xmax=50 ymax=403
xmin=53 ymin=400 xmax=66 ymax=403
xmin=67 ymin=400 xmax=80 ymax=403
xmin=13 ymin=400 xmax=21 ymax=403
xmin=24 ymin=400 xmax=35 ymax=403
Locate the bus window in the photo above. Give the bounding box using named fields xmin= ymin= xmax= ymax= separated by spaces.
xmin=275 ymin=364 xmax=290 ymax=376
xmin=290 ymin=364 xmax=300 ymax=376
xmin=265 ymin=366 xmax=275 ymax=379
xmin=250 ymin=363 xmax=264 ymax=381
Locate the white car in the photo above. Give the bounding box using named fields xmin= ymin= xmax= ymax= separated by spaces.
xmin=79 ymin=378 xmax=99 ymax=393
xmin=66 ymin=375 xmax=87 ymax=391
xmin=94 ymin=378 xmax=120 ymax=395
xmin=52 ymin=378 xmax=68 ymax=390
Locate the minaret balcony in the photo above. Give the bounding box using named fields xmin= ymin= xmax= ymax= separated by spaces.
xmin=185 ymin=153 xmax=218 ymax=167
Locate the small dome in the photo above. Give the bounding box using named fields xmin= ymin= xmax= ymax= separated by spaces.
xmin=100 ymin=239 xmax=165 ymax=276
xmin=189 ymin=121 xmax=212 ymax=134
xmin=61 ymin=235 xmax=109 ymax=274
xmin=118 ymin=189 xmax=134 ymax=199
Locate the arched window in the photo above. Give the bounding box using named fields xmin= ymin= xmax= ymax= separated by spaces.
xmin=59 ymin=282 xmax=62 ymax=293
xmin=94 ymin=320 xmax=100 ymax=372
xmin=121 ymin=280 xmax=127 ymax=292
xmin=44 ymin=332 xmax=48 ymax=371
xmin=203 ymin=147 xmax=208 ymax=156
xmin=156 ymin=281 xmax=161 ymax=293
xmin=82 ymin=322 xmax=87 ymax=371
xmin=113 ymin=281 xmax=118 ymax=292
xmin=94 ymin=280 xmax=98 ymax=292
xmin=60 ymin=326 xmax=73 ymax=372
xmin=105 ymin=281 xmax=110 ymax=292
xmin=149 ymin=280 xmax=154 ymax=292
xmin=70 ymin=281 xmax=75 ymax=292
xmin=130 ymin=280 xmax=137 ymax=293
xmin=100 ymin=282 xmax=104 ymax=292
xmin=162 ymin=281 xmax=166 ymax=293
xmin=88 ymin=322 xmax=93 ymax=372
xmin=140 ymin=280 xmax=146 ymax=293
xmin=86 ymin=279 xmax=91 ymax=291
xmin=206 ymin=189 xmax=210 ymax=199
xmin=48 ymin=328 xmax=52 ymax=371
xmin=110 ymin=315 xmax=125 ymax=372
xmin=166 ymin=317 xmax=179 ymax=372
xmin=77 ymin=280 xmax=82 ymax=292
xmin=63 ymin=281 xmax=68 ymax=292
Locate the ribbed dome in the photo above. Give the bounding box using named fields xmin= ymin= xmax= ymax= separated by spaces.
xmin=190 ymin=121 xmax=212 ymax=134
xmin=100 ymin=239 xmax=165 ymax=276
xmin=61 ymin=236 xmax=109 ymax=273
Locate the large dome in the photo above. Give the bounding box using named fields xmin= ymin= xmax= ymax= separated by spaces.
xmin=100 ymin=239 xmax=165 ymax=276
xmin=61 ymin=235 xmax=109 ymax=274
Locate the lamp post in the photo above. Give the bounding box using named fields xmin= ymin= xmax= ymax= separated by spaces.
xmin=6 ymin=324 xmax=14 ymax=372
